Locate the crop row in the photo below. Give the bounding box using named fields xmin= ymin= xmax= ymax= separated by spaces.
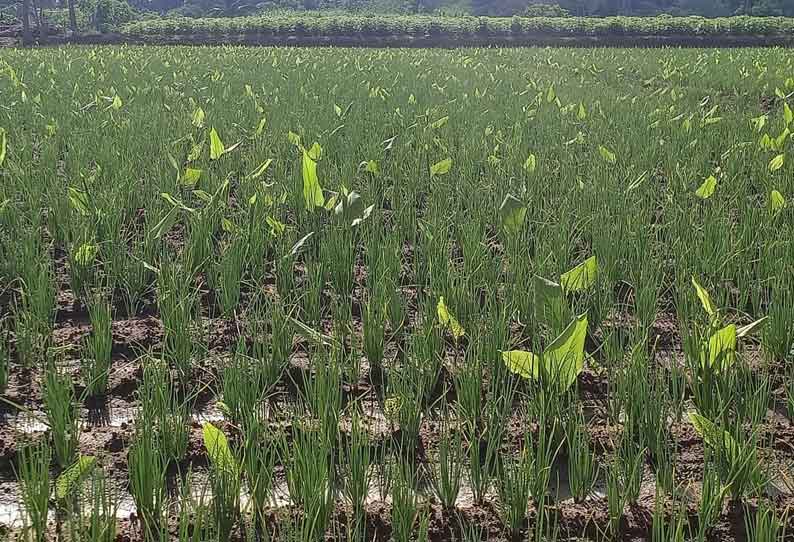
xmin=120 ymin=14 xmax=794 ymax=38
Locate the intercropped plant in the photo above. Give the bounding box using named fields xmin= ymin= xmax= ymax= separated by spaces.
xmin=82 ymin=295 xmax=113 ymax=396
xmin=157 ymin=260 xmax=200 ymax=381
xmin=44 ymin=360 xmax=79 ymax=467
xmin=65 ymin=468 xmax=118 ymax=542
xmin=128 ymin=421 xmax=167 ymax=541
xmin=427 ymin=408 xmax=464 ymax=511
xmin=283 ymin=420 xmax=334 ymax=542
xmin=340 ymin=410 xmax=373 ymax=538
xmin=694 ymin=466 xmax=728 ymax=542
xmin=0 ymin=321 xmax=8 ymax=394
xmin=390 ymin=461 xmax=421 ymax=542
xmin=564 ymin=409 xmax=598 ymax=503
xmin=139 ymin=356 xmax=190 ymax=464
xmin=15 ymin=439 xmax=52 ymax=542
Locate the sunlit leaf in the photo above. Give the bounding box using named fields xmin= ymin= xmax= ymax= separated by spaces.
xmin=499 ymin=194 xmax=527 ymax=234
xmin=695 ymin=175 xmax=717 ymax=199
xmin=770 ymin=190 xmax=786 ymax=214
xmin=769 ymin=153 xmax=785 ymax=172
xmin=0 ymin=128 xmax=7 ymax=168
xmin=302 ymin=147 xmax=324 ymax=211
xmin=247 ymin=158 xmax=273 ymax=181
xmin=705 ymin=324 xmax=736 ymax=372
xmin=502 ymin=350 xmax=541 ymax=380
xmin=428 ymin=116 xmax=448 ymax=130
xmin=437 ymin=296 xmax=465 ymax=340
xmin=523 ymin=153 xmax=537 ymax=173
xmin=55 ymin=456 xmax=96 ymax=501
xmin=544 ymin=313 xmax=588 ymax=390
xmin=430 ymin=158 xmax=452 ymax=177
xmin=111 ymin=95 xmax=122 ymax=110
xmin=598 ymin=145 xmax=616 ymax=164
xmin=202 ymin=423 xmax=236 ymax=474
xmin=737 ymin=317 xmax=767 ymax=338
xmin=560 ymin=256 xmax=598 ymax=294
xmin=688 ymin=412 xmax=740 ymax=465
xmin=192 ymin=107 xmax=205 ymax=128
xmin=209 ymin=127 xmax=225 ymax=160
xmin=181 ymin=168 xmax=202 ymax=186
xmin=692 ymin=276 xmax=717 ymax=318
xmin=74 ymin=243 xmax=98 ymax=267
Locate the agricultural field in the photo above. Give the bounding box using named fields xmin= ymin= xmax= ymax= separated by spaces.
xmin=0 ymin=45 xmax=793 ymax=542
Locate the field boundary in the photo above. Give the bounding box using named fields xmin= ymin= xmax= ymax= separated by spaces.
xmin=12 ymin=31 xmax=794 ymax=48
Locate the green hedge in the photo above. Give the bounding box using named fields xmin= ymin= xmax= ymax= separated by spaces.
xmin=121 ymin=14 xmax=794 ymax=38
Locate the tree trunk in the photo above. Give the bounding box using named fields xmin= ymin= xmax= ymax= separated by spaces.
xmin=21 ymin=0 xmax=32 ymax=44
xmin=67 ymin=0 xmax=78 ymax=33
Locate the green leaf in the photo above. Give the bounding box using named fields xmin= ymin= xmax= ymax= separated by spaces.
xmin=255 ymin=116 xmax=267 ymax=137
xmin=695 ymin=175 xmax=717 ymax=199
xmin=688 ymin=412 xmax=740 ymax=465
xmin=705 ymin=324 xmax=736 ymax=373
xmin=302 ymin=148 xmax=325 ymax=211
xmin=68 ymin=186 xmax=91 ymax=216
xmin=502 ymin=350 xmax=541 ymax=380
xmin=523 ymin=153 xmax=537 ymax=173
xmin=181 ymin=168 xmax=202 ymax=186
xmin=0 ymin=127 xmax=6 ymax=168
xmin=351 ymin=204 xmax=375 ymax=227
xmin=437 ymin=296 xmax=465 ymax=340
xmin=56 ymin=456 xmax=96 ymax=501
xmin=209 ymin=127 xmax=225 ymax=160
xmin=266 ymin=216 xmax=286 ymax=237
xmin=285 ymin=232 xmax=314 ymax=259
xmin=598 ymin=145 xmax=616 ymax=164
xmin=74 ymin=243 xmax=98 ymax=267
xmin=533 ymin=274 xmax=565 ymax=323
xmin=334 ymin=104 xmax=342 ymax=118
xmin=307 ymin=141 xmax=323 ymax=161
xmin=785 ymin=102 xmax=793 ymax=126
xmin=428 ymin=116 xmax=448 ymax=130
xmin=560 ymin=256 xmax=598 ymax=295
xmin=499 ymin=194 xmax=527 ymax=234
xmin=429 ymin=158 xmax=452 ymax=177
xmin=287 ymin=131 xmax=302 ymax=148
xmin=543 ymin=313 xmax=588 ymax=391
xmin=750 ymin=114 xmax=767 ymax=133
xmin=770 ymin=190 xmax=786 ymax=213
xmin=111 ymin=95 xmax=122 ymax=110
xmin=546 ymin=84 xmax=556 ymax=103
xmin=148 ymin=206 xmax=178 ymax=241
xmin=769 ymin=154 xmax=785 ymax=172
xmin=737 ymin=317 xmax=767 ymax=338
xmin=247 ymin=158 xmax=273 ymax=181
xmin=202 ymin=423 xmax=237 ymax=474
xmin=691 ymin=276 xmax=717 ymax=318
xmin=192 ymin=107 xmax=205 ymax=128
xmin=577 ymin=102 xmax=587 ymax=120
